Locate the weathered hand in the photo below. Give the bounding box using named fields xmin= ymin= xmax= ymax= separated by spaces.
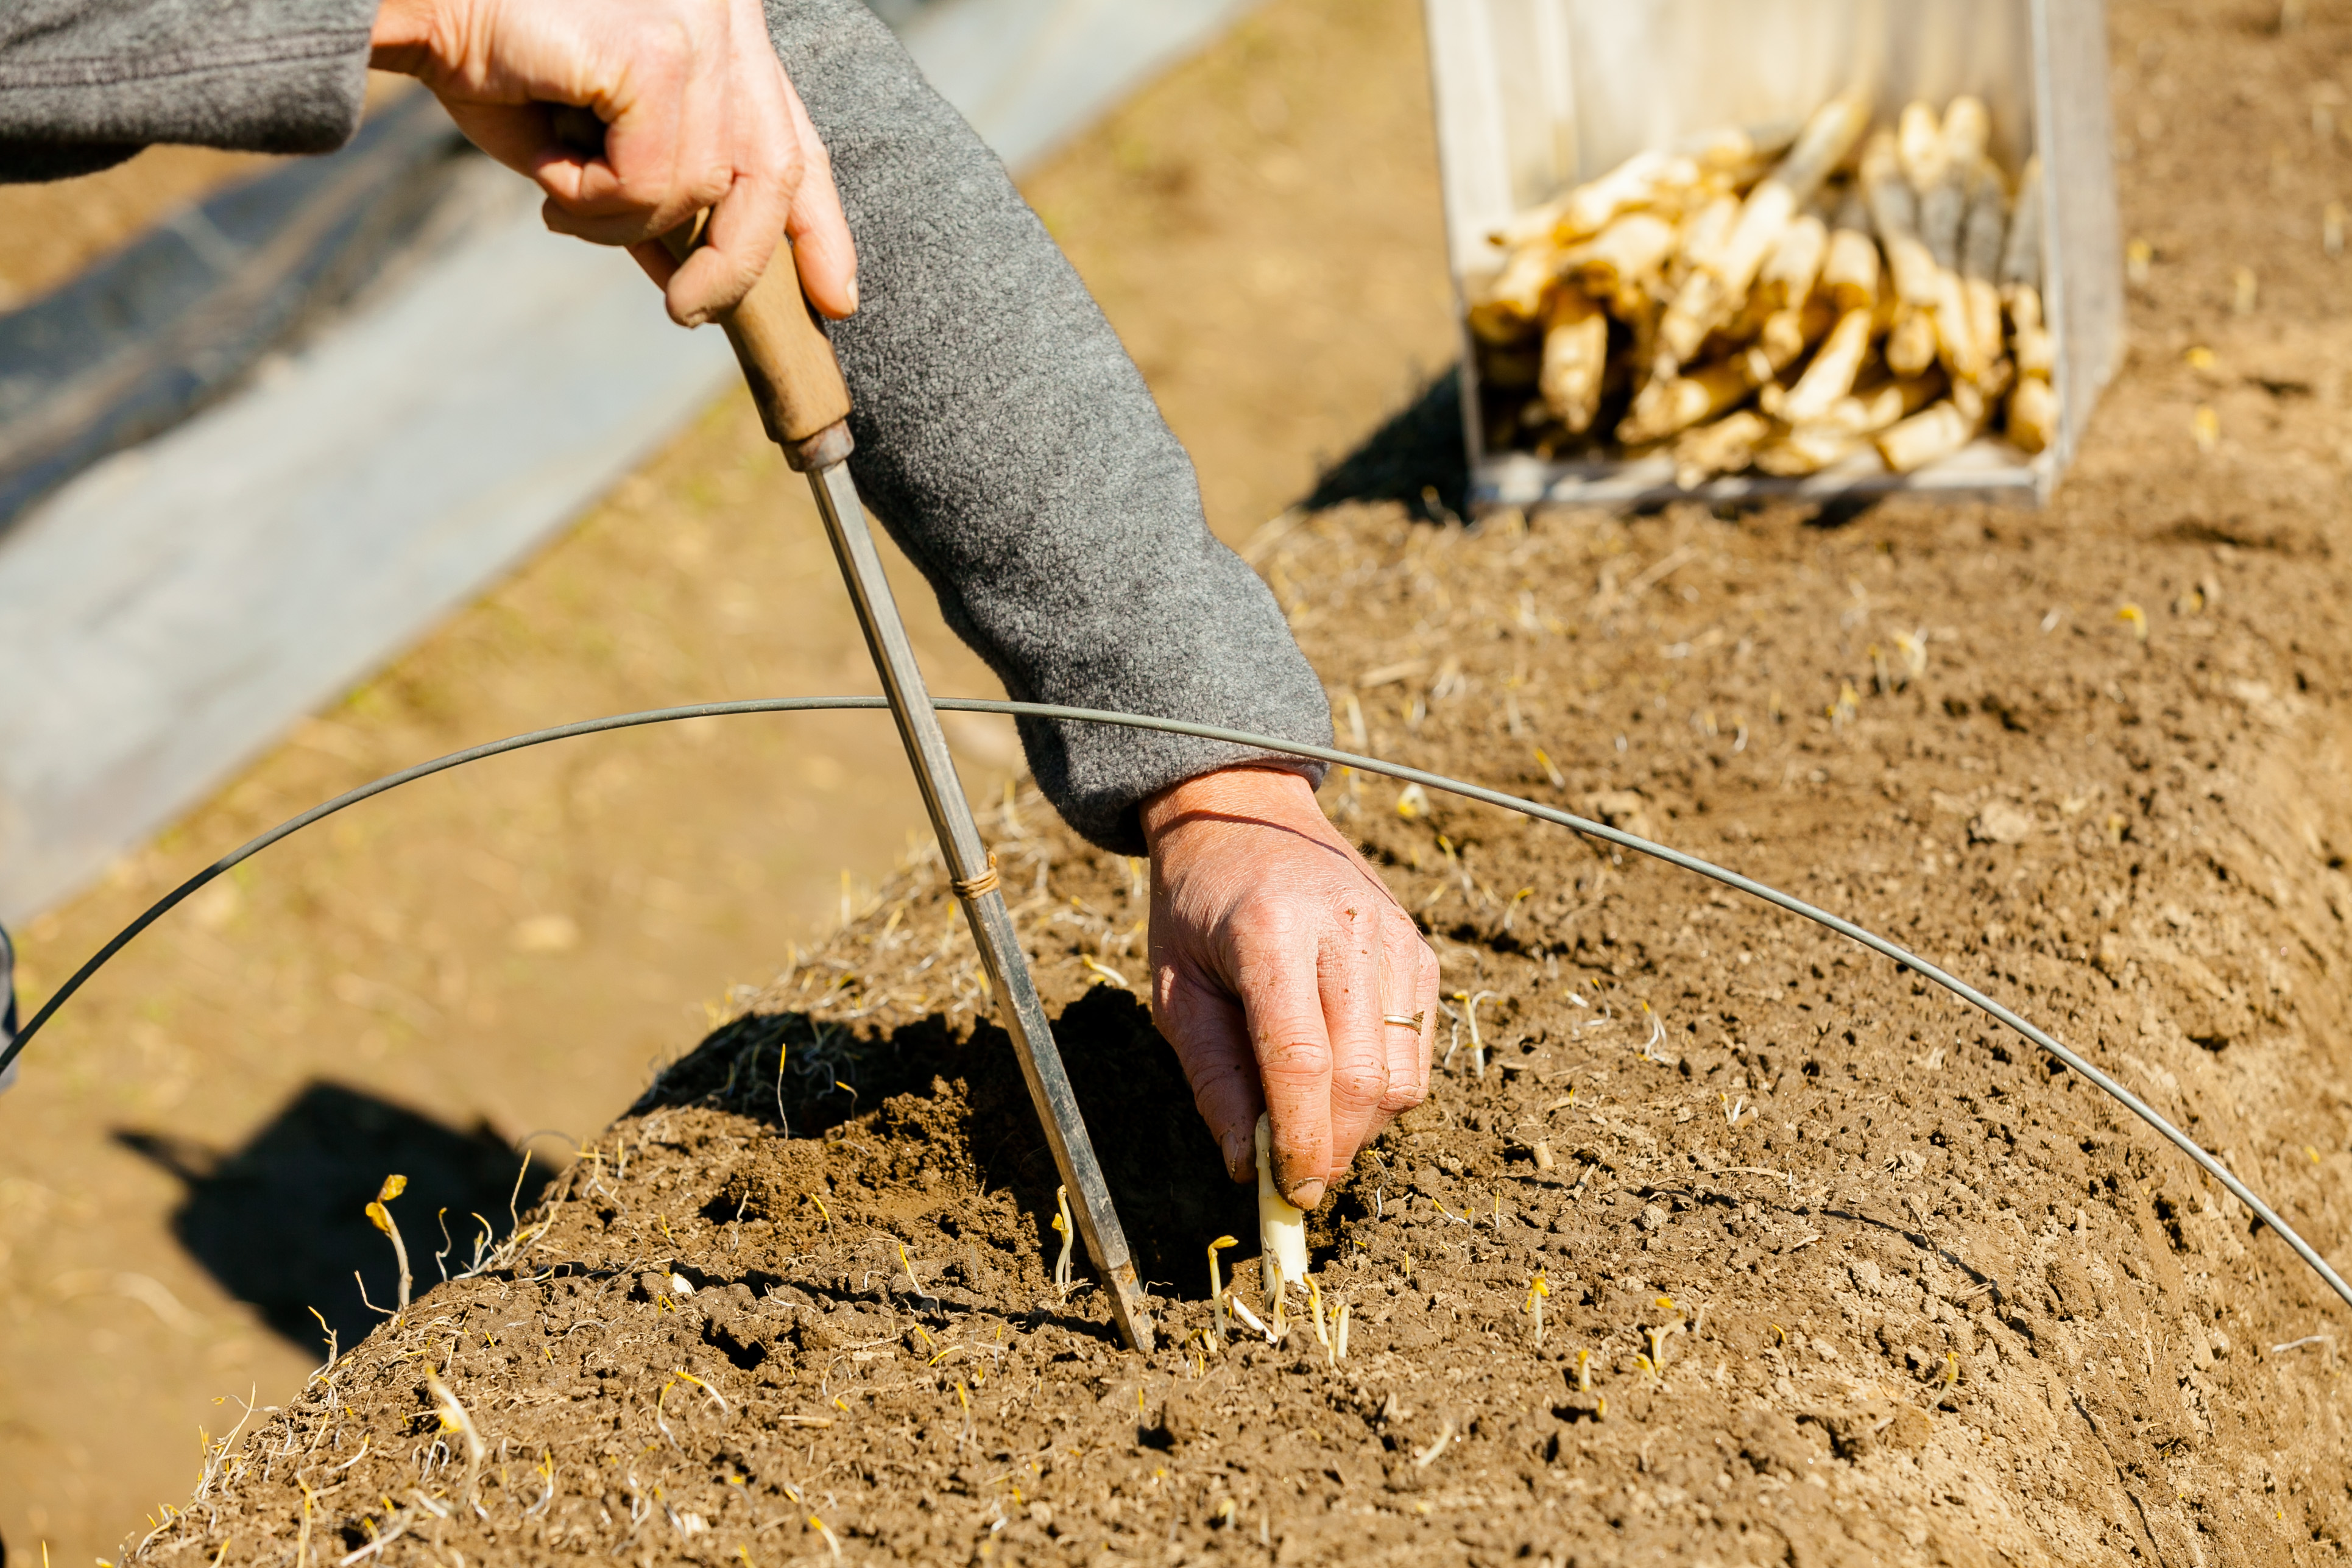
xmin=1142 ymin=766 xmax=1439 ymax=1209
xmin=370 ymin=0 xmax=856 ymax=327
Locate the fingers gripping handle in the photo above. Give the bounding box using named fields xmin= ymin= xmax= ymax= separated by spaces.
xmin=657 ymin=224 xmax=854 ymax=470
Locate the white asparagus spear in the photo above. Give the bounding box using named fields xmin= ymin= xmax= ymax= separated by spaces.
xmin=1563 ymin=211 xmax=1679 ymax=313
xmin=1861 ymin=132 xmax=1940 ymax=308
xmin=1876 ymin=397 xmax=1983 ymax=472
xmin=1658 ymin=92 xmax=1871 ymax=366
xmin=1466 ymin=241 xmax=1561 ymax=345
xmin=1673 ymin=410 xmax=1773 ymax=489
xmin=1886 ymin=304 xmax=1938 ymax=378
xmin=1897 ymin=101 xmax=1948 ymax=191
xmin=1618 ymin=358 xmax=1756 ymax=444
xmin=1824 ymin=373 xmax=1945 ymax=436
xmin=2007 ymin=375 xmax=2058 ymax=453
xmin=1539 ymin=288 xmax=1609 ymax=433
xmin=1255 ymin=1113 xmax=1309 ymax=1298
xmin=1771 ymin=304 xmax=1878 ymax=422
xmin=2008 ymin=284 xmax=2055 ymax=378
xmin=1758 ymin=202 xmax=1831 ymax=311
xmin=1820 ymin=188 xmax=1880 ymax=309
xmin=1999 ymin=155 xmax=2045 ymax=294
xmin=1959 ymin=163 xmax=2011 ymax=378
xmin=1742 ymin=297 xmax=1837 ymax=384
xmin=1753 ymin=423 xmax=1865 ymax=476
xmin=1487 ymin=148 xmax=1703 ymax=252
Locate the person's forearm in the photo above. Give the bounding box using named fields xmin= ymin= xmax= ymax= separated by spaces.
xmin=766 ymin=0 xmax=1333 ymax=854
xmin=0 ymin=0 xmax=373 ymax=182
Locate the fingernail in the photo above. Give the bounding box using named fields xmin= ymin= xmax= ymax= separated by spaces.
xmin=844 ymin=275 xmax=860 ymax=313
xmin=1288 ymin=1180 xmax=1326 ymax=1210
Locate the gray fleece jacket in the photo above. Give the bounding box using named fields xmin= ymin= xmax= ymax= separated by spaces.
xmin=0 ymin=0 xmax=1333 ymax=855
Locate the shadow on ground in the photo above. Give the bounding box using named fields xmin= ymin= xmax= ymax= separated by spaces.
xmin=116 ymin=1081 xmax=535 ymax=1351
xmin=641 ymin=987 xmax=1254 ymax=1301
xmin=1298 ymin=369 xmax=1469 ymax=523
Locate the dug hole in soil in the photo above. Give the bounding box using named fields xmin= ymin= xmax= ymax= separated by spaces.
xmin=138 ymin=8 xmax=2352 ymax=1567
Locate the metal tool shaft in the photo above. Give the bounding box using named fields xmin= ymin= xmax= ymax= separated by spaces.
xmin=805 ymin=461 xmax=1155 ymax=1353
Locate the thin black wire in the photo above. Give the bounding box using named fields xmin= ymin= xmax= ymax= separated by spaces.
xmin=5 ymin=694 xmax=2344 ymax=1314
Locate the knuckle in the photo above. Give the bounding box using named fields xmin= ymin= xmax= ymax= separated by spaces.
xmin=1380 ymin=1075 xmax=1430 ymax=1113
xmin=1254 ymin=1034 xmax=1329 ymax=1082
xmin=1332 ymin=1061 xmax=1388 ymax=1107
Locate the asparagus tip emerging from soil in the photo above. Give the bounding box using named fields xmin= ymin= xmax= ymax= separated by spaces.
xmin=1254 ymin=1114 xmax=1310 ymax=1298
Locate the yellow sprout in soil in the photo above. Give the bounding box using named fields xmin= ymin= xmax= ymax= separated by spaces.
xmin=1226 ymin=1293 xmax=1275 ymax=1343
xmin=1207 ymin=1235 xmax=1240 ymax=1347
xmin=2117 ymin=602 xmax=2149 ymax=640
xmin=363 ymin=1174 xmax=412 ymax=1316
xmin=1335 ymin=1301 xmax=1351 ymax=1361
xmin=1525 ymin=1274 xmax=1549 ymax=1345
xmin=803 ymin=1192 xmax=830 ymax=1223
xmin=1307 ymin=1275 xmax=1334 ymax=1365
xmin=1647 ymin=1323 xmax=1681 ymax=1379
xmin=1051 ymin=1185 xmax=1075 ymax=1296
xmin=1577 ymin=1349 xmax=1593 ymax=1392
xmin=2192 ymin=406 xmax=2220 ymax=452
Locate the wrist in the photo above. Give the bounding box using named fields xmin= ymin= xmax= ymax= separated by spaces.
xmin=1140 ymin=765 xmax=1321 ymax=849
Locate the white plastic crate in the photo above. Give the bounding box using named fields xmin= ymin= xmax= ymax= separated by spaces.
xmin=1422 ymin=0 xmax=2124 ymax=509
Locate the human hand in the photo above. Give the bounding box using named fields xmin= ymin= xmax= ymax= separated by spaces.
xmin=369 ymin=0 xmax=856 ymax=327
xmin=1142 ymin=766 xmax=1440 ymax=1209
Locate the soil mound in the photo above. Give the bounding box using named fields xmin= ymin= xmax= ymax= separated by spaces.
xmin=136 ymin=481 xmax=2352 ymax=1564
xmin=123 ymin=2 xmax=2352 ymax=1561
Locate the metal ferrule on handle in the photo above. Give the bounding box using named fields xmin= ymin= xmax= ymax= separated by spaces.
xmin=674 ymin=223 xmax=1155 ymax=1351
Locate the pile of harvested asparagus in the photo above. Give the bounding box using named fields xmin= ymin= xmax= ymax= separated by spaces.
xmin=1466 ymin=93 xmax=2056 ymax=486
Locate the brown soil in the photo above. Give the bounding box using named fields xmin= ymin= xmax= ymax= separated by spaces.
xmin=31 ymin=0 xmax=2352 ymax=1563
xmin=0 ymin=5 xmax=1452 ymax=1556
xmin=121 ymin=6 xmax=2352 ymax=1561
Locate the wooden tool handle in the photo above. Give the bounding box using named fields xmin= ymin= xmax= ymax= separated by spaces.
xmin=659 ymin=224 xmax=854 ymax=470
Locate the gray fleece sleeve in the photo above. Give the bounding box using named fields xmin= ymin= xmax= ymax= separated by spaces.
xmin=0 ymin=0 xmax=373 ymax=181
xmin=769 ymin=0 xmax=1333 ymax=855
